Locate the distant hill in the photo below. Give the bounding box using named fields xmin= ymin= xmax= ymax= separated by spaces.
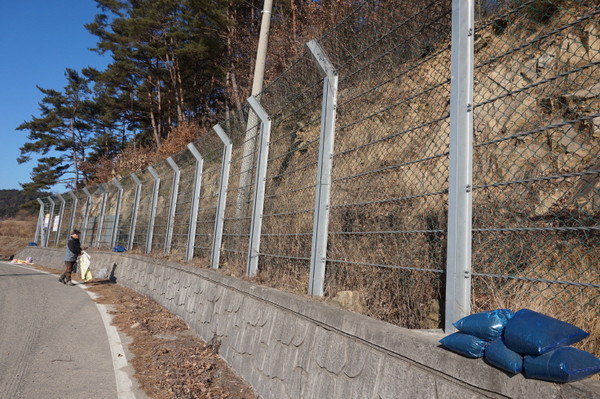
xmin=0 ymin=190 xmax=47 ymax=220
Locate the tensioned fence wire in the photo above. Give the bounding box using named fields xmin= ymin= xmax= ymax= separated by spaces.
xmin=471 ymin=0 xmax=599 ymax=346
xmin=192 ymin=133 xmax=226 ymax=265
xmin=130 ymin=168 xmax=155 ymax=253
xmin=82 ymin=185 xmax=105 ymax=248
xmin=98 ymin=182 xmax=120 ymax=247
xmin=254 ymin=47 xmax=325 ymax=288
xmin=314 ymin=1 xmax=453 ymax=328
xmin=150 ymin=159 xmax=175 ymax=253
xmin=115 ymin=175 xmax=136 ymax=248
xmin=170 ymin=149 xmax=197 ymax=257
xmin=56 ymin=195 xmax=75 ymax=247
xmin=218 ymin=105 xmax=259 ymax=275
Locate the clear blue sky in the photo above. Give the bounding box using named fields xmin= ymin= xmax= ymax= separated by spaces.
xmin=0 ymin=0 xmax=110 ymax=192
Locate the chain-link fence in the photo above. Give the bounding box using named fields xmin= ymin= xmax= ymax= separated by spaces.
xmin=34 ymin=0 xmax=598 ymax=349
xmin=471 ymin=0 xmax=599 ymax=352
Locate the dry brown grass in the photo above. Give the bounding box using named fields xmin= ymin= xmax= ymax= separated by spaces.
xmin=0 ymin=217 xmax=37 ymax=259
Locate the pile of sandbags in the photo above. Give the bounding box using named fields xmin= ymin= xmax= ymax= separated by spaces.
xmin=439 ymin=309 xmax=600 ymax=382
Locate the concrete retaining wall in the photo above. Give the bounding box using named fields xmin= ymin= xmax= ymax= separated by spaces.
xmin=16 ymin=247 xmax=600 ymax=399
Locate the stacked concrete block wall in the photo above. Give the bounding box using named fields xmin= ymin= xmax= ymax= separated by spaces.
xmin=16 ymin=247 xmax=600 ymax=399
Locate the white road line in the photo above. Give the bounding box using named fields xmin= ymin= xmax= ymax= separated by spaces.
xmin=7 ymin=263 xmax=137 ymax=399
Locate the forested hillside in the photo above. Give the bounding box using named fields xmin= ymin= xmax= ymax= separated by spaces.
xmin=16 ymin=0 xmax=383 ymax=192
xmin=0 ymin=189 xmax=46 ymax=220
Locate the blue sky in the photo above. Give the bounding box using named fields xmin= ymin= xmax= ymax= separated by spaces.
xmin=0 ymin=1 xmax=110 ymax=192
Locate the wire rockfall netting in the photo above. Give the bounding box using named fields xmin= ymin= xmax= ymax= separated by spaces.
xmin=115 ymin=176 xmax=136 ymax=249
xmin=219 ymin=105 xmax=258 ymax=275
xmin=253 ymin=47 xmax=324 ymax=290
xmin=150 ymin=159 xmax=176 ymax=253
xmin=57 ymin=194 xmax=76 ymax=247
xmin=192 ymin=134 xmax=226 ymax=265
xmin=317 ymin=1 xmax=452 ymax=328
xmin=170 ymin=149 xmax=197 ymax=258
xmin=472 ymin=0 xmax=599 ymax=351
xmin=131 ymin=169 xmax=155 ymax=253
xmin=82 ymin=185 xmax=105 ymax=248
xmin=98 ymin=182 xmax=121 ymax=248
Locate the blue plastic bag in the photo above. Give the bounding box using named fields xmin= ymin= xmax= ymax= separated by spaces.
xmin=503 ymin=309 xmax=589 ymax=355
xmin=484 ymin=338 xmax=523 ymax=374
xmin=453 ymin=309 xmax=514 ymax=340
xmin=112 ymin=245 xmax=127 ymax=252
xmin=439 ymin=332 xmax=487 ymax=358
xmin=524 ymin=347 xmax=600 ymax=383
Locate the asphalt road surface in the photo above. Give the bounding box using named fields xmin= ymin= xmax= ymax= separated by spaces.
xmin=0 ymin=262 xmax=137 ymax=399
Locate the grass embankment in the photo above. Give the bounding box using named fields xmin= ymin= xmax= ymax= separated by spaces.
xmin=0 ymin=217 xmax=36 ymax=260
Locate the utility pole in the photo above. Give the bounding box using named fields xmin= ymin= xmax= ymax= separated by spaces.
xmin=235 ymin=0 xmax=273 ymax=223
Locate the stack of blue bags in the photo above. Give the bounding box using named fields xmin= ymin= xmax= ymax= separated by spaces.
xmin=439 ymin=309 xmax=600 ymax=382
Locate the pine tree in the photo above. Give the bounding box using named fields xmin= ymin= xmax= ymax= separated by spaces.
xmin=17 ymin=69 xmax=95 ymax=191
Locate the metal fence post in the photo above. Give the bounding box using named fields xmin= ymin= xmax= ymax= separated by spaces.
xmin=68 ymin=191 xmax=78 ymax=237
xmin=186 ymin=143 xmax=204 ymax=261
xmin=35 ymin=198 xmax=45 ymax=245
xmin=128 ymin=173 xmax=142 ymax=250
xmin=246 ymin=96 xmax=272 ymax=277
xmin=95 ymin=184 xmax=107 ymax=247
xmin=47 ymin=197 xmax=55 ymax=247
xmin=111 ymin=178 xmax=123 ymax=248
xmin=165 ymin=157 xmax=181 ymax=253
xmin=211 ymin=124 xmax=233 ymax=269
xmin=445 ymin=0 xmax=475 ymax=331
xmin=306 ymin=39 xmax=339 ymax=296
xmin=56 ymin=194 xmax=66 ymax=245
xmin=147 ymin=166 xmax=161 ymax=254
xmin=81 ymin=188 xmax=92 ymax=245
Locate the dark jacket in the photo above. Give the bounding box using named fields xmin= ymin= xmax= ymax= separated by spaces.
xmin=64 ymin=236 xmax=82 ymax=262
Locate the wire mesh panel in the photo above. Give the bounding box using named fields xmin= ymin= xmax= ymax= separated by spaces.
xmin=171 ymin=149 xmax=196 ymax=257
xmin=151 ymin=160 xmax=175 ymax=253
xmin=193 ymin=134 xmax=226 ymax=265
xmin=83 ymin=186 xmax=105 ymax=247
xmin=44 ymin=196 xmax=59 ymax=247
xmin=472 ymin=0 xmax=599 ymax=350
xmin=253 ymin=49 xmax=325 ymax=291
xmin=57 ymin=194 xmax=76 ymax=247
xmin=38 ymin=197 xmax=53 ymax=246
xmin=318 ymin=1 xmax=453 ymax=328
xmin=219 ymin=105 xmax=258 ymax=275
xmin=98 ymin=183 xmax=120 ymax=247
xmin=71 ymin=190 xmax=90 ymax=240
xmin=131 ymin=169 xmax=155 ymax=252
xmin=114 ymin=176 xmax=135 ymax=249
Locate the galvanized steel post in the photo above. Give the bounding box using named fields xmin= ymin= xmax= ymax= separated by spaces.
xmin=186 ymin=143 xmax=204 ymax=261
xmin=306 ymin=40 xmax=338 ymax=297
xmin=128 ymin=173 xmax=142 ymax=250
xmin=81 ymin=188 xmax=92 ymax=245
xmin=445 ymin=0 xmax=475 ymax=331
xmin=211 ymin=124 xmax=232 ymax=269
xmin=56 ymin=194 xmax=66 ymax=245
xmin=35 ymin=198 xmax=45 ymax=245
xmin=165 ymin=157 xmax=181 ymax=253
xmin=95 ymin=184 xmax=107 ymax=247
xmin=246 ymin=96 xmax=272 ymax=277
xmin=147 ymin=166 xmax=161 ymax=254
xmin=47 ymin=197 xmax=56 ymax=247
xmin=111 ymin=178 xmax=123 ymax=248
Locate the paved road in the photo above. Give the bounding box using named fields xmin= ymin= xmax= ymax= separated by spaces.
xmin=0 ymin=262 xmax=133 ymax=399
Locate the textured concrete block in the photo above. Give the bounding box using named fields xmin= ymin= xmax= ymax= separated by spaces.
xmin=376 ymin=357 xmax=437 ymax=399
xmin=312 ymin=326 xmax=347 ymax=375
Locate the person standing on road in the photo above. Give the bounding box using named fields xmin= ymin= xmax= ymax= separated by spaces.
xmin=59 ymin=230 xmax=82 ymax=286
